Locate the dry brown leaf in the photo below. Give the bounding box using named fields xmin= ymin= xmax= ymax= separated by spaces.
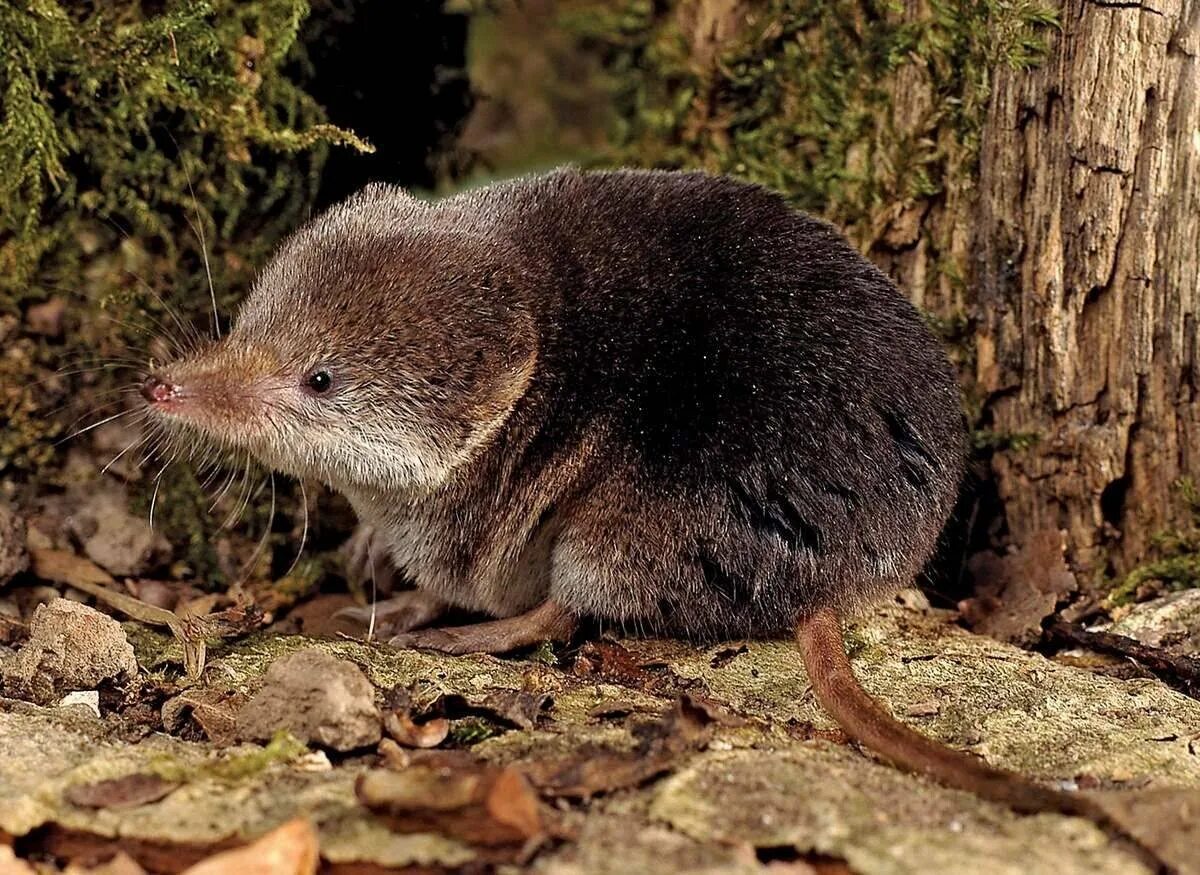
xmin=179 ymin=818 xmax=319 ymax=875
xmin=162 ymin=689 xmax=248 ymax=746
xmin=357 ymin=762 xmax=547 ymax=848
xmin=29 ymin=547 xmax=264 ymax=679
xmin=959 ymin=529 xmax=1078 ymax=645
xmin=521 ymin=695 xmax=715 ymax=800
xmin=65 ymin=774 xmax=180 ymax=810
xmin=474 ymin=689 xmax=550 ymax=730
xmin=383 ymin=711 xmax=450 ymax=748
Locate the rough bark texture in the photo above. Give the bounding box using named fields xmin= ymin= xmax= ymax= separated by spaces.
xmin=973 ymin=0 xmax=1199 ymax=576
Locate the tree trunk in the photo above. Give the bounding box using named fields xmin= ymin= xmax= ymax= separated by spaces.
xmin=973 ymin=0 xmax=1199 ymax=577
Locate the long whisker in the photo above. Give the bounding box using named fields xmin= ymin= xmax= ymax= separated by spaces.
xmin=99 ymin=310 xmax=185 ymax=360
xmin=100 ymin=428 xmax=151 ymax=475
xmin=282 ymin=478 xmax=310 ymax=579
xmin=235 ymin=472 xmax=275 ymax=586
xmin=122 ymin=269 xmax=205 ymax=352
xmin=179 ymin=157 xmax=220 ymax=340
xmin=220 ymin=454 xmax=254 ymax=530
xmin=367 ymin=535 xmax=378 ymax=643
xmin=56 ymin=408 xmax=136 ymax=445
xmin=149 ymin=461 xmax=171 ymax=530
xmin=208 ymin=461 xmax=241 ymax=513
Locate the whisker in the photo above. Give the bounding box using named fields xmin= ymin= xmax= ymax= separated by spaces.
xmin=56 ymin=408 xmax=136 ymax=445
xmin=367 ymin=535 xmax=378 ymax=643
xmin=235 ymin=472 xmax=275 ymax=586
xmin=98 ymin=310 xmax=186 ymax=360
xmin=282 ymin=478 xmax=310 ymax=580
xmin=127 ymin=276 xmax=207 ymax=354
xmin=43 ymin=385 xmax=137 ymax=421
xmin=179 ymin=156 xmax=221 ymax=339
xmin=208 ymin=462 xmax=241 ymax=513
xmin=220 ymin=454 xmax=254 ymax=530
xmin=100 ymin=430 xmax=151 ymax=476
xmin=149 ymin=461 xmax=171 ymax=530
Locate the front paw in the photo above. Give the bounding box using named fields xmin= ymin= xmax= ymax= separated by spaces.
xmin=339 ymin=525 xmax=398 ymax=594
xmin=334 ymin=590 xmax=447 ymax=637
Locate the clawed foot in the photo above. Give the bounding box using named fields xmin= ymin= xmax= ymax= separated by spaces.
xmin=334 ymin=589 xmax=449 ymax=637
xmin=389 ymin=601 xmax=576 ymax=655
xmin=340 ymin=524 xmax=399 ymax=595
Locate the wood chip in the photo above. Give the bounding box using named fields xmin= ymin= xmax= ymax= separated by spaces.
xmin=179 ymin=818 xmax=318 ymax=875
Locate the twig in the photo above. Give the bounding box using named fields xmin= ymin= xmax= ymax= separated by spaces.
xmin=1045 ymin=619 xmax=1200 ymax=698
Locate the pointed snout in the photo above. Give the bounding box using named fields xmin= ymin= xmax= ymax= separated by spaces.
xmin=140 ymin=375 xmax=180 ymax=404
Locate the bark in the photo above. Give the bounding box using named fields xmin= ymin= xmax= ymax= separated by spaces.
xmin=972 ymin=0 xmax=1199 ymax=576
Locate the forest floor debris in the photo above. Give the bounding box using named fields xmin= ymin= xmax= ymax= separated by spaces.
xmin=2 ymin=600 xmax=137 ymax=704
xmin=1 ymin=595 xmax=1199 ymax=874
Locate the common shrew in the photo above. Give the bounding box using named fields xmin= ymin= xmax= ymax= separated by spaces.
xmin=141 ymin=169 xmax=1114 ymax=827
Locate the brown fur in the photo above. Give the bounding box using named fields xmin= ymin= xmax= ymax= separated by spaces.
xmin=141 ymin=169 xmax=1126 ymax=838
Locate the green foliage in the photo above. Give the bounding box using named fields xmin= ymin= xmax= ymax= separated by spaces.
xmin=1108 ymin=479 xmax=1200 ymax=605
xmin=0 ymin=1 xmax=369 ymax=586
xmin=553 ymin=0 xmax=1057 ymax=249
xmin=1 ymin=0 xmax=369 ymax=306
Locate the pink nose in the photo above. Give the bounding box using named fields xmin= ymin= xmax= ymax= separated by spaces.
xmin=141 ymin=376 xmax=178 ymax=404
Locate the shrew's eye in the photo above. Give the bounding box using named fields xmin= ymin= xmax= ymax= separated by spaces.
xmin=305 ymin=370 xmax=332 ymax=394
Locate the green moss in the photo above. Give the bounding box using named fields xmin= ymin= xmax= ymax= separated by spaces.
xmin=447 ymin=716 xmax=505 ymax=746
xmin=971 ymin=429 xmax=1040 ymax=453
xmin=528 ymin=639 xmax=560 ymax=667
xmin=149 ymin=730 xmax=309 ymax=783
xmin=1107 ymin=479 xmax=1200 ymax=606
xmin=541 ymin=0 xmax=1056 ymax=253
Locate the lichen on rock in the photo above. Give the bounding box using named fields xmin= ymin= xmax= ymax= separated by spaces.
xmin=2 ymin=598 xmax=137 ymax=704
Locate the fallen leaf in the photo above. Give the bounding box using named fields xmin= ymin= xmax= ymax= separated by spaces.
xmin=472 ymin=689 xmax=550 ymax=730
xmin=30 ymin=547 xmax=266 ymax=679
xmin=179 ymin=818 xmax=319 ymax=875
xmin=162 ymin=689 xmax=249 ymax=746
xmin=357 ymin=762 xmax=547 ymax=848
xmin=521 ymin=695 xmax=715 ymax=800
xmin=30 ymin=548 xmax=119 ymax=590
xmin=384 ymin=711 xmax=450 ymax=748
xmin=959 ymin=529 xmax=1078 ymax=645
xmin=573 ymin=640 xmax=655 ymax=687
xmin=66 ymin=774 xmax=179 ymax=810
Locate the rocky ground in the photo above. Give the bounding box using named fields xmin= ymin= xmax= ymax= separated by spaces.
xmin=0 ymin=565 xmax=1198 ymax=874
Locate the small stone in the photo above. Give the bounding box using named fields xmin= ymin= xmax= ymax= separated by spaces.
xmin=67 ymin=489 xmax=168 ymax=577
xmin=58 ymin=690 xmax=101 ymax=718
xmin=0 ymin=501 xmax=29 ymax=585
xmin=236 ymin=648 xmax=382 ymax=751
xmin=1 ymin=599 xmax=138 ymax=704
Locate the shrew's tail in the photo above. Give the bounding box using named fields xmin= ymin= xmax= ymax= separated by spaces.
xmin=794 ymin=608 xmax=1167 ymax=865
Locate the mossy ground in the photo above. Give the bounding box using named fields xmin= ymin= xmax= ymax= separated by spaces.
xmin=3 ymin=597 xmax=1198 ymax=873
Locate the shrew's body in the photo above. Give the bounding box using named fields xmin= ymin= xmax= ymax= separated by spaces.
xmin=142 ymin=169 xmax=1121 ymax=834
xmin=248 ymin=169 xmax=964 ymax=637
